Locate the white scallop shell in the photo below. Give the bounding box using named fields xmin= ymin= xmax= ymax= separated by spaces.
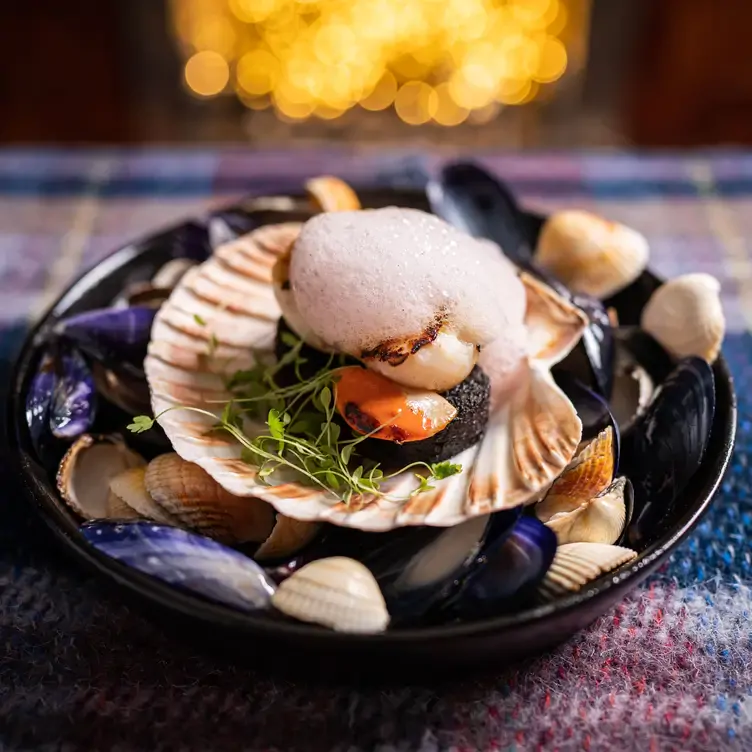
xmin=535 ymin=210 xmax=649 ymax=299
xmin=146 ymin=222 xmax=586 ymax=531
xmin=640 ymin=273 xmax=725 ymax=363
xmin=538 ymin=542 xmax=637 ymax=600
xmin=271 ymin=557 xmax=389 ymax=633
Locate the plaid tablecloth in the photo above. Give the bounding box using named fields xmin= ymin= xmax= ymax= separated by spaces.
xmin=0 ymin=149 xmax=750 ymax=751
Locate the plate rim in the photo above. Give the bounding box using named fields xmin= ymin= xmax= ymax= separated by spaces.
xmin=4 ymin=188 xmax=738 ymax=645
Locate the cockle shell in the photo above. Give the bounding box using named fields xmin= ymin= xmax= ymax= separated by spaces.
xmin=146 ymin=212 xmax=586 ymax=531
xmin=271 ymin=557 xmax=390 ymax=633
xmin=538 ymin=541 xmax=637 ymax=600
xmin=109 ymin=466 xmax=182 ymax=525
xmin=57 ymin=434 xmax=146 ymax=519
xmin=535 ymin=210 xmax=649 ymax=300
xmin=537 ymin=427 xmax=615 ymax=515
xmin=254 ymin=516 xmax=322 ymax=561
xmin=537 ymin=476 xmax=630 ymax=545
xmin=640 ymin=273 xmax=725 ymax=363
xmin=144 ymin=453 xmax=276 ymax=545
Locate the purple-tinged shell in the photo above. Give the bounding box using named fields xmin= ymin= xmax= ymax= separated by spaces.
xmin=25 ymin=352 xmax=57 ymax=452
xmin=55 ymin=306 xmax=156 ymax=372
xmin=449 ymin=517 xmax=557 ymax=617
xmin=81 ymin=521 xmax=276 ymax=612
xmin=622 ymin=357 xmax=715 ymax=547
xmin=50 ymin=349 xmax=97 ymax=439
xmin=168 ymin=221 xmax=213 ymax=262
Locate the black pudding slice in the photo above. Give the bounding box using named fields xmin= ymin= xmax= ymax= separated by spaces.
xmin=356 ymin=365 xmax=490 ymax=469
xmin=274 ymin=319 xmax=490 ymax=468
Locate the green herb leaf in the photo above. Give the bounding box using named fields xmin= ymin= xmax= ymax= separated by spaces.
xmin=280 ymin=331 xmax=300 ymax=348
xmin=193 ymin=314 xmax=207 ymax=326
xmin=267 ymin=409 xmax=286 ymax=440
xmin=430 ymin=461 xmax=463 ymax=480
xmin=325 ymin=471 xmax=341 ymax=489
xmin=127 ymin=415 xmax=154 ymax=433
xmin=319 ymin=386 xmax=331 ymax=412
xmin=340 ymin=444 xmax=353 ymax=465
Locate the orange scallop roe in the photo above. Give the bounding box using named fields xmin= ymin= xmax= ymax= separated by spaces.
xmin=334 ymin=366 xmax=456 ymax=443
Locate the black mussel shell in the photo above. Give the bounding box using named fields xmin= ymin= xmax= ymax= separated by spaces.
xmin=615 ymin=477 xmax=636 ymax=546
xmin=273 ymin=514 xmax=499 ymax=624
xmin=610 ymin=328 xmax=674 ymax=431
xmin=554 ymin=372 xmax=620 ymax=469
xmin=167 ymin=221 xmax=213 ymax=262
xmin=25 ymin=351 xmax=57 ymax=454
xmin=605 ymin=271 xmax=662 ymax=327
xmin=54 ymin=306 xmax=157 ymax=378
xmin=622 ymin=357 xmax=715 ymax=547
xmin=446 ymin=516 xmax=556 ymax=618
xmin=50 ymin=349 xmax=97 ymax=439
xmin=427 ymin=162 xmax=534 ymax=265
xmin=541 ymin=271 xmax=614 ymax=399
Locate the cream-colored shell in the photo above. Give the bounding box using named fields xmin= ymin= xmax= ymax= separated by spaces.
xmin=538 ymin=542 xmax=637 ymax=600
xmin=151 ymin=258 xmax=197 ymax=289
xmin=537 ymin=476 xmax=628 ymax=545
xmin=640 ymin=273 xmax=725 ymax=363
xmin=109 ymin=466 xmax=182 ymax=526
xmin=144 ymin=453 xmax=276 ymax=545
xmin=146 ymin=218 xmax=587 ymax=531
xmin=271 ymin=557 xmax=389 ymax=633
xmin=255 ymin=516 xmax=322 ymax=561
xmin=57 ymin=434 xmax=146 ymax=520
xmin=536 ymin=210 xmax=649 ymax=299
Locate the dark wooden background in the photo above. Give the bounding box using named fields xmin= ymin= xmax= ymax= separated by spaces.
xmin=3 ymin=0 xmax=751 ymax=146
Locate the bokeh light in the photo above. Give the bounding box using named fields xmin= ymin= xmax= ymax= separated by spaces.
xmin=170 ymin=0 xmax=587 ymax=124
xmin=184 ymin=51 xmax=230 ymax=97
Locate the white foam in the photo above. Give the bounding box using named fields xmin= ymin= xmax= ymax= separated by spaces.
xmin=289 ymin=207 xmax=526 ymax=355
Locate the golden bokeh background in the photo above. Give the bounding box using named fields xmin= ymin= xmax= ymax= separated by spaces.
xmin=170 ymin=0 xmax=591 ymax=125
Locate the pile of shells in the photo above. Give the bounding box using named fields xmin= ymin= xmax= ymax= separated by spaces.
xmin=25 ymin=169 xmax=725 ymax=634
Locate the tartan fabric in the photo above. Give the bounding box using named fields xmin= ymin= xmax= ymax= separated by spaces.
xmin=0 ymin=149 xmax=750 ymax=751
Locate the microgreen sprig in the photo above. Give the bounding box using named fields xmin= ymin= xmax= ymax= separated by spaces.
xmin=129 ymin=331 xmax=462 ymax=504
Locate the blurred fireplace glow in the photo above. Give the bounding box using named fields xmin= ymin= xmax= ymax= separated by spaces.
xmin=169 ymin=0 xmax=590 ymax=125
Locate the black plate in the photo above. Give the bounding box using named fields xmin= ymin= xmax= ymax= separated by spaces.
xmin=4 ymin=189 xmax=737 ymax=679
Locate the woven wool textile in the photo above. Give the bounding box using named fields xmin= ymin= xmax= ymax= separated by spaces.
xmin=0 ymin=150 xmax=750 ymax=751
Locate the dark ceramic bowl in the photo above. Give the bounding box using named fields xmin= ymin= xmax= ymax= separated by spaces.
xmin=4 ymin=189 xmax=737 ymax=679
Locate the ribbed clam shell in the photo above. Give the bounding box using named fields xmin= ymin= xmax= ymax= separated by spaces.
xmin=271 ymin=557 xmax=389 ymax=633
xmin=640 ymin=273 xmax=725 ymax=363
xmin=57 ymin=434 xmax=146 ymax=520
xmin=254 ymin=516 xmax=321 ymax=561
xmin=144 ymin=453 xmax=276 ymax=545
xmin=109 ymin=466 xmax=182 ymax=526
xmin=535 ymin=210 xmax=649 ymax=299
xmin=538 ymin=475 xmax=629 ymax=545
xmin=538 ymin=542 xmax=637 ymax=600
xmin=147 ymin=222 xmax=585 ymax=531
xmin=106 ymin=489 xmax=142 ymax=519
xmin=536 ymin=427 xmax=614 ymax=519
